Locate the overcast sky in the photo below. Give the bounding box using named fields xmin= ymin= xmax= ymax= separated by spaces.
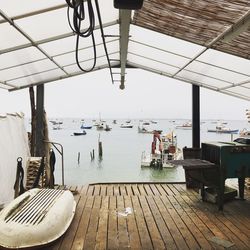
xmin=0 ymin=68 xmax=249 ymax=120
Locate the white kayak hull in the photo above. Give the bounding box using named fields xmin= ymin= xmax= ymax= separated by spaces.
xmin=0 ymin=188 xmax=76 ymax=249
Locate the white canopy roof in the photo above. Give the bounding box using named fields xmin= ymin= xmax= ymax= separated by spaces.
xmin=0 ymin=0 xmax=249 ymax=101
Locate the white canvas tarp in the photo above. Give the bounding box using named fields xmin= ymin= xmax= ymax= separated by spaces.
xmin=0 ymin=112 xmax=30 ymax=207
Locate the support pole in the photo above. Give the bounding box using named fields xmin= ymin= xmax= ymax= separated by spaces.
xmin=35 ymin=84 xmax=45 ymax=157
xmin=29 ymin=87 xmax=36 ymax=156
xmin=192 ymin=84 xmax=200 ymax=148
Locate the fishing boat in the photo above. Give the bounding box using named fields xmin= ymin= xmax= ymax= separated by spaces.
xmin=73 ymin=130 xmax=86 ymax=136
xmin=207 ymin=124 xmax=239 ymax=134
xmin=141 ymin=131 xmax=182 ymax=168
xmin=0 ymin=188 xmax=76 ymax=249
xmin=175 ymin=122 xmax=192 ymax=130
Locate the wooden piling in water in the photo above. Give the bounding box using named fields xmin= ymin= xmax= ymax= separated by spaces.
xmin=90 ymin=149 xmax=95 ymax=161
xmin=98 ymin=134 xmax=103 ymax=159
xmin=98 ymin=142 xmax=103 ymax=158
xmin=78 ymin=152 xmax=80 ymax=164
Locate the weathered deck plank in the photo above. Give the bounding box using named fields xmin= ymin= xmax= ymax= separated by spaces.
xmin=168 ymin=195 xmax=212 ymax=249
xmin=107 ymin=196 xmax=118 ymax=250
xmin=47 ymin=183 xmax=250 ymax=250
xmin=95 ymin=196 xmax=109 ymax=250
xmin=124 ymin=196 xmax=142 ymax=249
xmin=146 ymin=196 xmax=177 ymax=249
xmin=153 ymin=195 xmax=189 ymax=250
xmin=117 ymin=196 xmax=130 ymax=249
xmin=71 ymin=196 xmax=94 ymax=250
xmin=131 ymin=195 xmax=153 ymax=250
xmin=138 ymin=196 xmax=165 ymax=249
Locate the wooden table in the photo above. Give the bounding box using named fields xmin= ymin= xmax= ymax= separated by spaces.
xmin=169 ymin=159 xmax=216 ymax=169
xmin=169 ymin=159 xmax=226 ymax=210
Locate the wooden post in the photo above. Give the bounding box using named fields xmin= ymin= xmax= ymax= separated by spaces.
xmin=35 ymin=84 xmax=45 ymax=157
xmin=29 ymin=87 xmax=36 ymax=156
xmin=98 ymin=142 xmax=103 ymax=158
xmin=90 ymin=149 xmax=95 ymax=160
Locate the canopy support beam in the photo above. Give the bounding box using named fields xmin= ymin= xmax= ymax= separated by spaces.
xmin=171 ymin=10 xmax=250 ymax=77
xmin=118 ymin=9 xmax=131 ymax=89
xmin=127 ymin=62 xmax=250 ymax=101
xmin=192 ymin=84 xmax=200 ymax=148
xmin=0 ymin=20 xmax=118 ymax=55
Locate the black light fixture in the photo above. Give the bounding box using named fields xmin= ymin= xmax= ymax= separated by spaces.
xmin=114 ymin=0 xmax=144 ymax=10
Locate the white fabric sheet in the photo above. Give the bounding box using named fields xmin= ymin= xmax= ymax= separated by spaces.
xmin=0 ymin=113 xmax=30 ymax=207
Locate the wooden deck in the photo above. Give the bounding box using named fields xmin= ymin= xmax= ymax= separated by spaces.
xmin=48 ymin=183 xmax=250 ymax=250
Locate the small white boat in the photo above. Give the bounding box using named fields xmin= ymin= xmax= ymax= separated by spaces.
xmin=120 ymin=124 xmax=133 ymax=128
xmin=52 ymin=124 xmax=62 ymax=130
xmin=207 ymin=124 xmax=239 ymax=134
xmin=138 ymin=126 xmax=162 ymax=134
xmin=175 ymin=122 xmax=192 ymax=130
xmin=96 ymin=121 xmax=106 ymax=130
xmin=138 ymin=126 xmax=154 ymax=134
xmin=0 ymin=188 xmax=76 ymax=249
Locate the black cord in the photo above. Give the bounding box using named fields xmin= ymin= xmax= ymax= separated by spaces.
xmin=66 ymin=0 xmax=96 ymax=72
xmin=66 ymin=0 xmax=114 ymax=82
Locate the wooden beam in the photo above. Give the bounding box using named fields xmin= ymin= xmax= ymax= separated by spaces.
xmin=35 ymin=84 xmax=44 ymax=157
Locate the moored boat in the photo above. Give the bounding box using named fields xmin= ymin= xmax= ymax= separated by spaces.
xmin=80 ymin=124 xmax=92 ymax=129
xmin=96 ymin=122 xmax=106 ymax=130
xmin=104 ymin=124 xmax=112 ymax=131
xmin=73 ymin=130 xmax=87 ymax=136
xmin=138 ymin=126 xmax=154 ymax=134
xmin=240 ymin=129 xmax=250 ymax=137
xmin=141 ymin=131 xmax=182 ymax=168
xmin=175 ymin=122 xmax=192 ymax=130
xmin=138 ymin=126 xmax=162 ymax=134
xmin=120 ymin=124 xmax=133 ymax=128
xmin=207 ymin=124 xmax=238 ymax=134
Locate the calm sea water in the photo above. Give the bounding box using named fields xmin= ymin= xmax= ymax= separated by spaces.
xmin=45 ymin=119 xmax=248 ymax=185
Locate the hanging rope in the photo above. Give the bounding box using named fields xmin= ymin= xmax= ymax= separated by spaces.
xmin=66 ymin=0 xmax=114 ymax=83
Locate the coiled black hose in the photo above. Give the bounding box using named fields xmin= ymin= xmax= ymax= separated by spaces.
xmin=66 ymin=0 xmax=114 ymax=82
